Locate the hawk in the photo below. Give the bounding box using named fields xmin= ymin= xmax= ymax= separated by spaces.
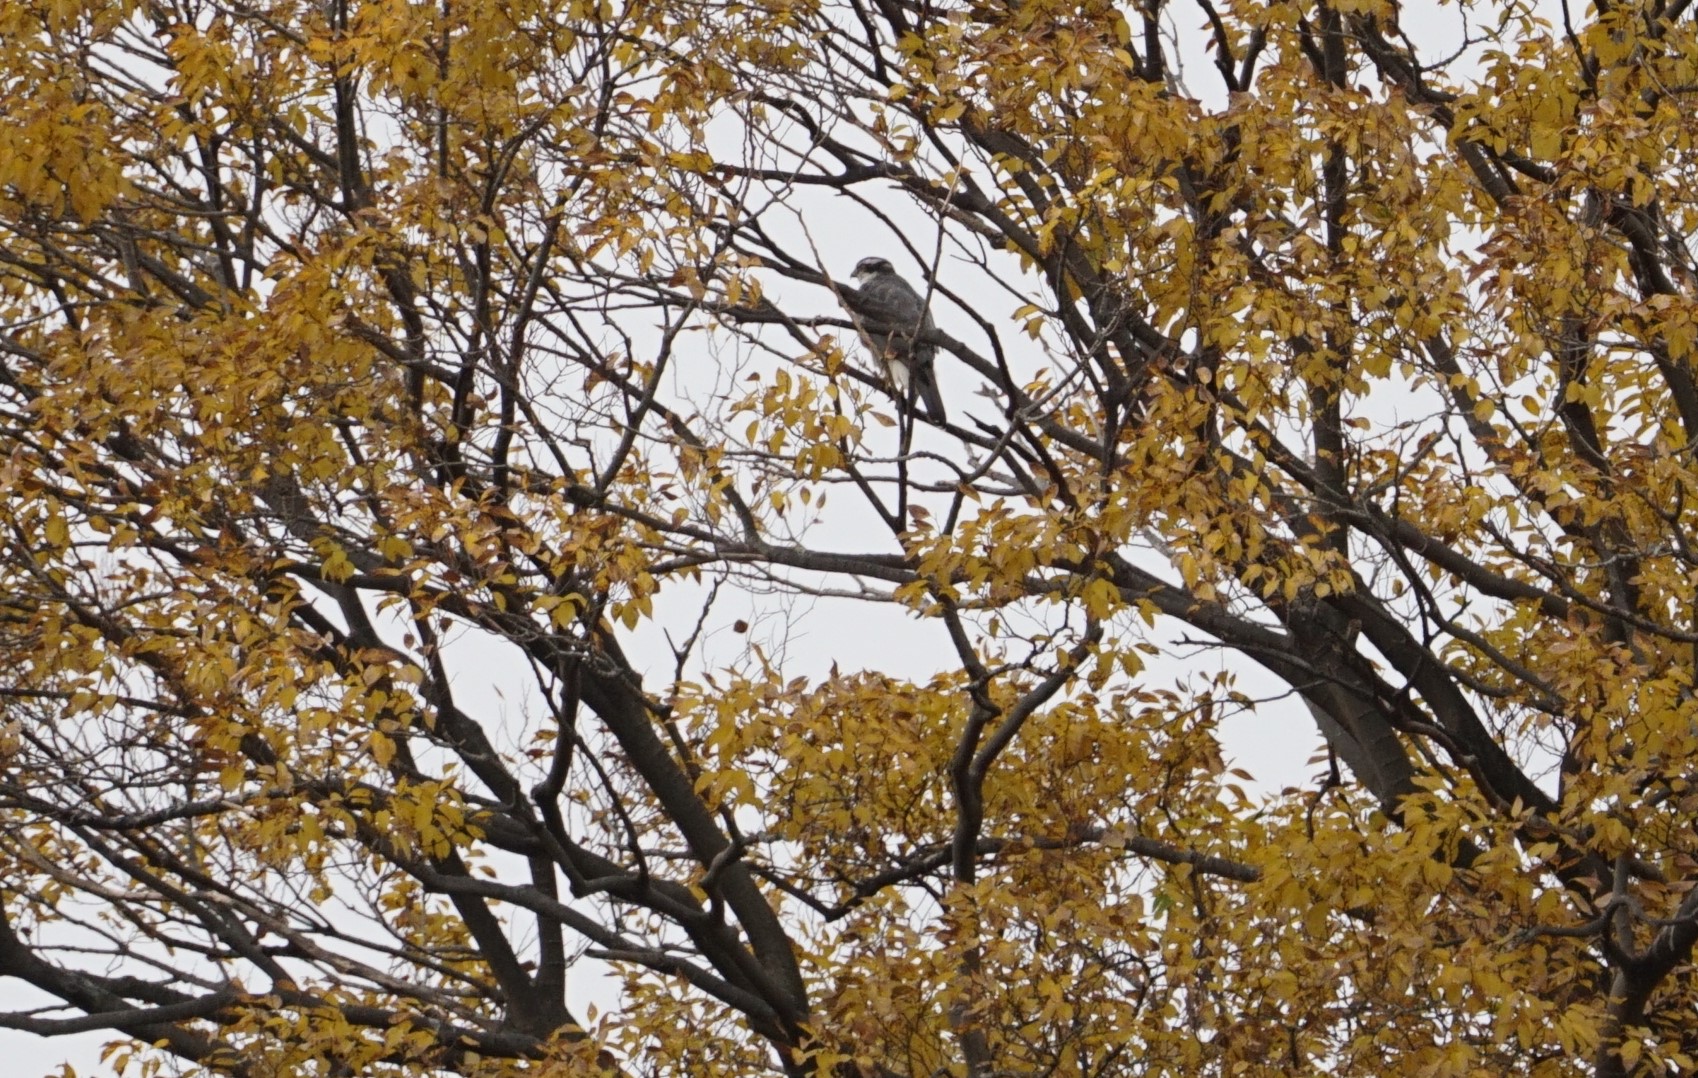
xmin=847 ymin=257 xmax=947 ymax=423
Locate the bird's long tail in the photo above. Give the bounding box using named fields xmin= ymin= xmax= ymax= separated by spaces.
xmin=916 ymin=368 xmax=946 ymax=424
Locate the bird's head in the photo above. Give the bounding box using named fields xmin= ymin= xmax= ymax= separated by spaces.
xmin=851 ymin=257 xmax=895 ymax=282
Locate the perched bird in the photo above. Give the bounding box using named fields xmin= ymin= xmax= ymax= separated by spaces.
xmin=847 ymin=257 xmax=947 ymax=423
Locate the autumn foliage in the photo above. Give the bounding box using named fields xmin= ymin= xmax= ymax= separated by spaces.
xmin=3 ymin=0 xmax=1698 ymax=1074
